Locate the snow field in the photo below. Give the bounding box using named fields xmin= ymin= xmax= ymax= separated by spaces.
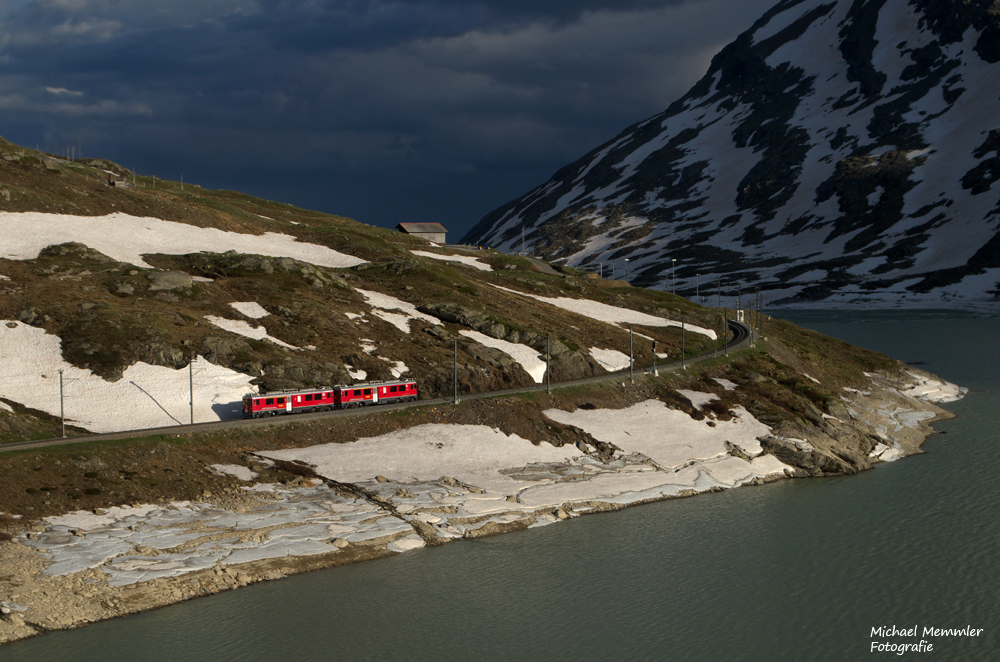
xmin=356 ymin=289 xmax=442 ymax=334
xmin=589 ymin=347 xmax=631 ymax=372
xmin=544 ymin=400 xmax=770 ymax=469
xmin=355 ymin=339 xmax=408 ymax=378
xmin=0 ymin=211 xmax=365 ymax=269
xmin=410 ymin=250 xmax=493 ymax=271
xmin=676 ymin=389 xmax=720 ymax=410
xmin=204 ymin=316 xmax=300 ymax=350
xmin=0 ymin=321 xmax=255 ymax=433
xmin=229 ymin=302 xmax=270 ymax=319
xmin=459 ymin=330 xmax=546 ymax=382
xmin=491 ymin=285 xmax=717 ymax=339
xmin=259 ymin=402 xmax=790 ymax=541
xmin=210 ymin=464 xmax=259 ymax=481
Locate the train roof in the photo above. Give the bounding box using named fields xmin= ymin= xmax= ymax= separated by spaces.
xmin=247 ymin=378 xmax=416 ymax=398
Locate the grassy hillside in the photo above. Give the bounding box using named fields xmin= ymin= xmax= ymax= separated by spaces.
xmin=0 ymin=134 xmax=910 ymax=516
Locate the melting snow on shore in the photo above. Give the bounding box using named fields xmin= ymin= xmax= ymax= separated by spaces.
xmin=0 ymin=321 xmax=255 ymax=432
xmin=0 ymin=212 xmax=365 ymax=269
xmin=900 ymin=372 xmax=967 ymax=403
xmin=410 ymin=250 xmax=493 ymax=271
xmin=492 ymin=285 xmax=717 ymax=339
xmin=21 ymin=400 xmax=795 ymax=590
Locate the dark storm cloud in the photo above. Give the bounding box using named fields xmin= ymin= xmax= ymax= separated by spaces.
xmin=0 ymin=0 xmax=777 ymax=236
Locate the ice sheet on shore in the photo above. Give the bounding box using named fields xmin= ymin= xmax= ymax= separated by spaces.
xmin=901 ymin=372 xmax=967 ymax=403
xmin=259 ymin=408 xmax=791 ymax=540
xmin=22 ymin=486 xmax=399 ymax=585
xmin=23 ymin=403 xmax=795 ymax=590
xmin=0 ymin=322 xmax=255 ymax=432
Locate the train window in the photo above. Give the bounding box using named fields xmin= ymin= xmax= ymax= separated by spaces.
xmin=389 ymin=386 xmax=396 ymax=393
xmin=364 ymin=389 xmax=372 ymax=396
xmin=305 ymin=394 xmax=313 ymax=402
xmin=277 ymin=398 xmax=285 ymax=404
xmin=266 ymin=398 xmax=274 ymax=405
xmin=326 ymin=392 xmax=332 ymax=399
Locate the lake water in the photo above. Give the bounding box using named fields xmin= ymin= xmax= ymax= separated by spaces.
xmin=2 ymin=310 xmax=997 ymax=661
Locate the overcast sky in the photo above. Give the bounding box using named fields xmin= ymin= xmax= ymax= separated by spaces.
xmin=0 ymin=0 xmax=777 ymax=239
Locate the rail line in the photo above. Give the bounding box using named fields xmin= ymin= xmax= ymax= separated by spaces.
xmin=0 ymin=319 xmax=754 ymax=454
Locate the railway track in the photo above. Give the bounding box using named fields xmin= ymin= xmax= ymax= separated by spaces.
xmin=0 ymin=319 xmax=754 ymax=454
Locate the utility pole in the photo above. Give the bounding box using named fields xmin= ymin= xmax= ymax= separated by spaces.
xmin=696 ymin=273 xmax=700 ymax=303
xmin=189 ymin=356 xmax=194 ymax=424
xmin=453 ymin=340 xmax=459 ymax=404
xmin=521 ymin=225 xmax=525 ymax=256
xmin=717 ymin=277 xmax=722 ymax=310
xmin=629 ymin=325 xmax=634 ymax=384
xmin=652 ymin=340 xmax=658 ymax=377
xmin=624 ymin=259 xmax=630 ymax=283
xmin=59 ymin=369 xmax=65 ymax=438
xmin=671 ymin=258 xmax=676 ymax=294
xmin=546 ymin=333 xmax=551 ymax=394
xmin=681 ymin=316 xmax=686 ymax=369
xmin=724 ymin=309 xmax=729 ymax=356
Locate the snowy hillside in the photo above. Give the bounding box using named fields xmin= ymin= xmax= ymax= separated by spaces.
xmin=464 ymin=0 xmax=1000 ymax=308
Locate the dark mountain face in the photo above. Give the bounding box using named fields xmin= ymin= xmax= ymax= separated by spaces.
xmin=464 ymin=0 xmax=1000 ymax=307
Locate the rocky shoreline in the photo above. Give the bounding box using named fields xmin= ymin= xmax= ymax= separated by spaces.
xmin=0 ymin=368 xmax=962 ymax=647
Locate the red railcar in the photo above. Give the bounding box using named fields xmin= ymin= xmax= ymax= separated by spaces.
xmin=335 ymin=379 xmax=418 ymax=408
xmin=242 ymin=379 xmax=418 ymax=418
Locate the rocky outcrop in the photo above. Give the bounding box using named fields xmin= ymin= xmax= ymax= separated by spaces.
xmin=418 ymin=302 xmax=598 ymax=382
xmin=178 ymin=251 xmax=344 ymax=289
xmin=147 ymin=271 xmax=193 ymax=291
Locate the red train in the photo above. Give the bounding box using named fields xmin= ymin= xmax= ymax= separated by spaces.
xmin=242 ymin=379 xmax=418 ymax=418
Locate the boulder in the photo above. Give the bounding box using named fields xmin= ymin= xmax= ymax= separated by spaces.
xmin=147 ymin=271 xmax=193 ymax=291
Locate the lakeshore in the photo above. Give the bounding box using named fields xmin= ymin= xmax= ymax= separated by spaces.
xmin=0 ymin=366 xmax=961 ymax=646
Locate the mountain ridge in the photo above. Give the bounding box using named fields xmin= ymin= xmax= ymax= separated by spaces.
xmin=464 ymin=0 xmax=1000 ymax=308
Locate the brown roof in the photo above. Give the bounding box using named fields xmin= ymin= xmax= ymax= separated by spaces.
xmin=396 ymin=223 xmax=447 ymax=234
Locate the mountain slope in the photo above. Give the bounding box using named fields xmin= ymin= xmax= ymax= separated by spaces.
xmin=463 ymin=0 xmax=1000 ymax=307
xmin=0 ymin=138 xmax=738 ymax=436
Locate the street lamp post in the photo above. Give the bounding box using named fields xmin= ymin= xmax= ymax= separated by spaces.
xmin=624 ymin=258 xmax=630 ymax=282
